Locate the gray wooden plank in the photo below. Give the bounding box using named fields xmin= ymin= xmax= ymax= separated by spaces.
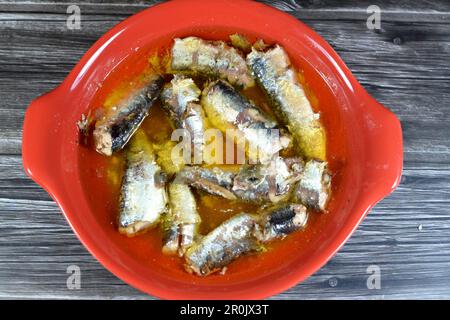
xmin=0 ymin=0 xmax=449 ymax=299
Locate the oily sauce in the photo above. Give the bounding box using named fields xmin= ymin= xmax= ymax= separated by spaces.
xmin=78 ymin=39 xmax=347 ymax=282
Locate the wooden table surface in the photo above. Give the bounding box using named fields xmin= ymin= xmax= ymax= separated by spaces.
xmin=1 ymin=0 xmax=449 ymax=299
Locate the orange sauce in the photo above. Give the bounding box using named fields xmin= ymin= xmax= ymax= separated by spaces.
xmin=78 ymin=38 xmax=347 ymax=282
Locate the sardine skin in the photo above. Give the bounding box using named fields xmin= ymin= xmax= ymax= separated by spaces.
xmin=294 ymin=160 xmax=331 ymax=211
xmin=247 ymin=46 xmax=326 ymax=160
xmin=94 ymin=74 xmax=164 ymax=156
xmin=184 ymin=213 xmax=259 ymax=276
xmin=171 ymin=37 xmax=254 ymax=88
xmin=162 ymin=182 xmax=201 ymax=256
xmin=118 ymin=130 xmax=168 ymax=236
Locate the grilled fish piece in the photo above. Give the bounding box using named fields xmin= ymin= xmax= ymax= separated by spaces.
xmin=118 ymin=130 xmax=168 ymax=236
xmin=294 ymin=160 xmax=331 ymax=211
xmin=202 ymin=80 xmax=291 ymax=163
xmin=247 ymin=45 xmax=326 ymax=160
xmin=255 ymin=204 xmax=308 ymax=242
xmin=162 ymin=182 xmax=201 ymax=256
xmin=160 ymin=75 xmax=207 ymax=164
xmin=176 ymin=166 xmax=236 ymax=200
xmin=171 ymin=37 xmax=254 ymax=88
xmin=94 ymin=74 xmax=164 ymax=156
xmin=232 ymin=156 xmax=303 ymax=204
xmin=184 ymin=213 xmax=260 ymax=276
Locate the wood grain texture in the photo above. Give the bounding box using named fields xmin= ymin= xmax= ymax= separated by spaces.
xmin=0 ymin=0 xmax=449 ymax=299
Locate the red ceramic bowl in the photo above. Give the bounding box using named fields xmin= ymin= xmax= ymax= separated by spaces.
xmin=22 ymin=0 xmax=403 ymax=299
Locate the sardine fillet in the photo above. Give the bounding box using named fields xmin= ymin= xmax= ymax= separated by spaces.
xmin=232 ymin=156 xmax=303 ymax=204
xmin=255 ymin=204 xmax=308 ymax=242
xmin=184 ymin=213 xmax=259 ymax=276
xmin=184 ymin=204 xmax=308 ymax=276
xmin=171 ymin=37 xmax=254 ymax=88
xmin=294 ymin=160 xmax=331 ymax=212
xmin=160 ymin=76 xmax=207 ymax=165
xmin=118 ymin=131 xmax=167 ymax=236
xmin=247 ymin=46 xmax=326 ymax=160
xmin=94 ymin=74 xmax=164 ymax=156
xmin=162 ymin=183 xmax=201 ymax=256
xmin=179 ymin=157 xmax=302 ymax=205
xmin=177 ymin=166 xmax=236 ymax=200
xmin=160 ymin=75 xmax=201 ymax=123
xmin=201 ymin=80 xmax=291 ymax=163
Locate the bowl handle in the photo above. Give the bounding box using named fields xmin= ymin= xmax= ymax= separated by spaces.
xmin=22 ymin=89 xmax=63 ymax=191
xmin=359 ymin=93 xmax=403 ymax=201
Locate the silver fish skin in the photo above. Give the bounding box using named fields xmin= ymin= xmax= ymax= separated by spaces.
xmin=178 ymin=158 xmax=303 ymax=204
xmin=255 ymin=204 xmax=308 ymax=242
xmin=94 ymin=74 xmax=164 ymax=156
xmin=160 ymin=75 xmax=201 ymax=124
xmin=201 ymin=80 xmax=291 ymax=163
xmin=184 ymin=204 xmax=308 ymax=276
xmin=183 ymin=104 xmax=207 ymax=164
xmin=247 ymin=45 xmax=326 ymax=160
xmin=176 ymin=166 xmax=237 ymax=200
xmin=162 ymin=182 xmax=202 ymax=256
xmin=171 ymin=37 xmax=254 ymax=88
xmin=294 ymin=160 xmax=331 ymax=211
xmin=160 ymin=76 xmax=206 ymax=164
xmin=232 ymin=156 xmax=304 ymax=204
xmin=184 ymin=213 xmax=260 ymax=276
xmin=118 ymin=131 xmax=168 ymax=236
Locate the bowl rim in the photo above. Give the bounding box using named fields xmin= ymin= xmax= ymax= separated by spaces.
xmin=22 ymin=0 xmax=403 ymax=299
